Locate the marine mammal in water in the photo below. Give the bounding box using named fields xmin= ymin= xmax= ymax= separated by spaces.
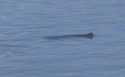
xmin=43 ymin=32 xmax=94 ymax=40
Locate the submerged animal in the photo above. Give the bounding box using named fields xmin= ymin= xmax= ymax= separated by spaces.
xmin=43 ymin=32 xmax=94 ymax=40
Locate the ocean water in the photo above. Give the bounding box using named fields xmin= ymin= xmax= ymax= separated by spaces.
xmin=0 ymin=0 xmax=125 ymax=77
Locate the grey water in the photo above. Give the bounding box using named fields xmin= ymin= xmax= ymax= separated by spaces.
xmin=0 ymin=0 xmax=125 ymax=77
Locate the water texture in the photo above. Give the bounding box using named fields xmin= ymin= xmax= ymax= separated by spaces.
xmin=0 ymin=0 xmax=125 ymax=77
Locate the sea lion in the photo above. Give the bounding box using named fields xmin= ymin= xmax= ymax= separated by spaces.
xmin=44 ymin=32 xmax=94 ymax=40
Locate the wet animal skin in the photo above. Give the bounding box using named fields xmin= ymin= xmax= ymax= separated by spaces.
xmin=44 ymin=32 xmax=94 ymax=40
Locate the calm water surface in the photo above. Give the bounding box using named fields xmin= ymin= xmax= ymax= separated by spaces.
xmin=0 ymin=0 xmax=125 ymax=77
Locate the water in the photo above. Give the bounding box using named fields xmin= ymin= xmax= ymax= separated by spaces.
xmin=0 ymin=0 xmax=125 ymax=77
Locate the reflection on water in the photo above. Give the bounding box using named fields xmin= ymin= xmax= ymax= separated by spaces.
xmin=0 ymin=0 xmax=125 ymax=77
